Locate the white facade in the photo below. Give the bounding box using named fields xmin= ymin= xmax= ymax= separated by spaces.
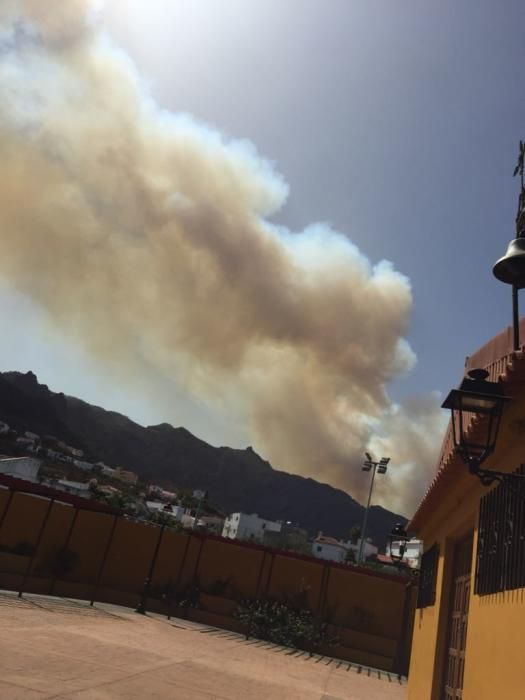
xmin=222 ymin=513 xmax=281 ymax=542
xmin=386 ymin=538 xmax=422 ymax=569
xmin=56 ymin=480 xmax=91 ymax=497
xmin=0 ymin=457 xmax=41 ymax=482
xmin=0 ymin=421 xmax=10 ymax=435
xmin=101 ymin=465 xmax=116 ymax=477
xmin=146 ymin=501 xmax=185 ymax=520
xmin=72 ymin=459 xmax=93 ymax=471
xmin=192 ymin=489 xmax=207 ymax=501
xmin=312 ymin=535 xmax=379 ymax=564
xmin=312 ymin=536 xmax=348 ymax=563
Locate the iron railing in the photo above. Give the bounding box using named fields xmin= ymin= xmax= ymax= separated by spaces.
xmin=416 ymin=544 xmax=439 ymax=608
xmin=475 ymin=464 xmax=525 ymax=595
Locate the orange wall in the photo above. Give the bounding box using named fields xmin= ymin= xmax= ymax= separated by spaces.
xmin=0 ymin=489 xmax=414 ymax=672
xmin=408 ymin=397 xmax=525 ymax=700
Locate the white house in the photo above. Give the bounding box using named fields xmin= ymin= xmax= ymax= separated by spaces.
xmin=0 ymin=457 xmax=41 ymax=482
xmin=312 ymin=534 xmax=349 ymax=563
xmin=386 ymin=537 xmax=422 ymax=569
xmin=101 ymin=465 xmax=117 ymax=478
xmin=56 ymin=480 xmax=91 ymax=497
xmin=312 ymin=533 xmax=379 ymax=564
xmin=0 ymin=421 xmax=10 ymax=435
xmin=146 ymin=501 xmax=185 ymax=520
xmin=222 ymin=513 xmax=281 ymax=542
xmin=72 ymin=459 xmax=93 ymax=471
xmin=192 ymin=489 xmax=207 ymax=501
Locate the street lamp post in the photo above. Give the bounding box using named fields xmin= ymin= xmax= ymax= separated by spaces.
xmin=358 ymin=453 xmax=390 ymax=564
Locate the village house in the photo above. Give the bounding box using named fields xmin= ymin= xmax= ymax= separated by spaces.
xmin=114 ymin=467 xmax=138 ymax=485
xmin=55 ymin=479 xmax=92 ymax=498
xmin=147 ymin=484 xmax=177 ymax=501
xmin=72 ymin=458 xmax=94 ymax=471
xmin=222 ymin=512 xmax=281 ymax=542
xmin=145 ymin=501 xmax=185 ymax=521
xmin=198 ymin=515 xmax=225 ymax=535
xmin=385 ymin=537 xmax=422 ymax=569
xmin=407 ymin=322 xmax=525 ymax=699
xmin=312 ymin=533 xmax=348 ymax=563
xmin=0 ymin=456 xmax=41 ymax=482
xmin=100 ymin=464 xmax=117 ymax=478
xmin=312 ymin=532 xmax=378 ymax=564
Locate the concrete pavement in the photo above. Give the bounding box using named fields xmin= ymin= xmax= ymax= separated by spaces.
xmin=0 ymin=591 xmax=407 ymax=699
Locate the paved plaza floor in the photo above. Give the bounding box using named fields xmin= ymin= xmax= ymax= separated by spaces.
xmin=0 ymin=591 xmax=407 ymax=699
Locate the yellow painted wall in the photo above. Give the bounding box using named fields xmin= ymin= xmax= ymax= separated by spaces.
xmin=408 ymin=395 xmax=525 ymax=700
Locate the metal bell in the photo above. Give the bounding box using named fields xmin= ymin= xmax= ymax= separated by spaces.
xmin=493 ymin=237 xmax=525 ymax=287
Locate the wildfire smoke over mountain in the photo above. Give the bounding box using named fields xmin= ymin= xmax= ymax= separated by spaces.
xmin=0 ymin=1 xmax=445 ymax=515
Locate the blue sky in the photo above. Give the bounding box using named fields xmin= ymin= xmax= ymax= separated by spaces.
xmin=1 ymin=0 xmax=524 ymax=455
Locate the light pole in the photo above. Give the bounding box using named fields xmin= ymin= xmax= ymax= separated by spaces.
xmin=357 ymin=453 xmax=390 ymax=564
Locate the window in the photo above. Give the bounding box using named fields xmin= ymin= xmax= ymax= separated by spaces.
xmin=475 ymin=465 xmax=525 ymax=595
xmin=417 ymin=544 xmax=439 ymax=608
xmin=317 ymin=545 xmax=322 ymax=552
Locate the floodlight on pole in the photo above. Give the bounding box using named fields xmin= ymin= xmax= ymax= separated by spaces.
xmin=357 ymin=453 xmax=390 ymax=564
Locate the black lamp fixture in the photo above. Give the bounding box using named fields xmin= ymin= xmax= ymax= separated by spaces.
xmin=441 ymin=368 xmax=521 ymax=487
xmin=493 ymin=140 xmax=525 ymax=350
xmin=388 ymin=523 xmax=409 ymax=563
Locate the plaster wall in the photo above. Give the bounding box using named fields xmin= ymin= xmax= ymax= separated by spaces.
xmin=408 ymin=393 xmax=525 ymax=700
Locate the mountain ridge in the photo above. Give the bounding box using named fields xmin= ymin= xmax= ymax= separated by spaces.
xmin=0 ymin=370 xmax=406 ymax=548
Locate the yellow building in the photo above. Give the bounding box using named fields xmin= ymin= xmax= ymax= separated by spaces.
xmin=407 ymin=323 xmax=525 ymax=699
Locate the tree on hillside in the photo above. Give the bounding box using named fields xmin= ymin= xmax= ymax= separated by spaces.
xmin=349 ymin=525 xmax=361 ymax=545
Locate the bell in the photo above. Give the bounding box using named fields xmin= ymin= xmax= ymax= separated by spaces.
xmin=493 ymin=237 xmax=525 ymax=287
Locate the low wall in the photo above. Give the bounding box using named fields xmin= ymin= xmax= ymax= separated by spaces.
xmin=0 ymin=486 xmax=416 ymax=673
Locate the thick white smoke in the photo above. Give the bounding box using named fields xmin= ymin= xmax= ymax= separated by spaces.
xmin=0 ymin=1 xmax=445 ymax=515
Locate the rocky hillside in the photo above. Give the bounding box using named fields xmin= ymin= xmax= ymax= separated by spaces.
xmin=0 ymin=371 xmax=406 ymax=548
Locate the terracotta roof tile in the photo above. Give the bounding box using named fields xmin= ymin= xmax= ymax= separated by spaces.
xmin=409 ymin=319 xmax=525 ymax=532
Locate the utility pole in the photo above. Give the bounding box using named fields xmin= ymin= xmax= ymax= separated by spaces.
xmin=357 ymin=453 xmax=389 ymax=564
xmin=192 ymin=490 xmax=208 ymax=530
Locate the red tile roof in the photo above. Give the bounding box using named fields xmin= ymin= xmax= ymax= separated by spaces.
xmin=409 ymin=319 xmax=525 ymax=532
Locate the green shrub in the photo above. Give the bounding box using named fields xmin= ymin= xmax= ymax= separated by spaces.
xmin=234 ymin=599 xmax=338 ymax=650
xmin=49 ymin=548 xmax=79 ymax=577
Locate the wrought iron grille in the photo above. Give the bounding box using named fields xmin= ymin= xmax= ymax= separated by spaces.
xmin=416 ymin=543 xmax=439 ymax=608
xmin=475 ymin=464 xmax=525 ymax=595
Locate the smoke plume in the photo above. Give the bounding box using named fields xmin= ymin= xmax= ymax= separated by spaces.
xmin=0 ymin=1 xmax=446 ymax=516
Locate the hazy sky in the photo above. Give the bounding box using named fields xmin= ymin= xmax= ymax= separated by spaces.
xmin=1 ymin=1 xmax=524 ymax=467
